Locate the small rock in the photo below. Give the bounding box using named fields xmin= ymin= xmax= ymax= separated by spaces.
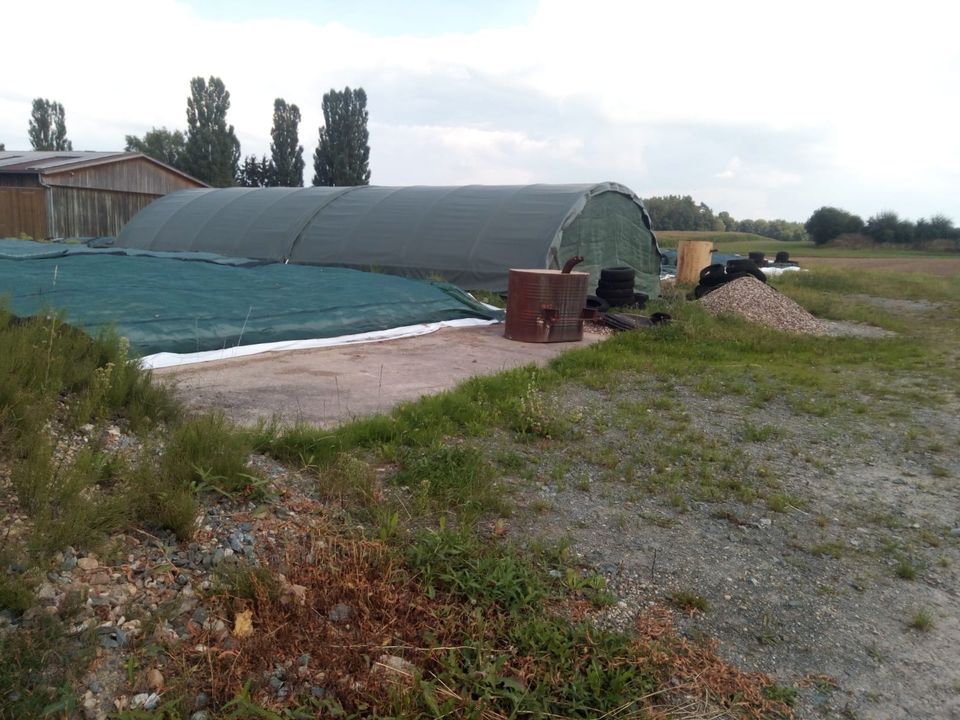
xmin=269 ymin=676 xmax=284 ymax=690
xmin=190 ymin=713 xmax=209 ymax=720
xmin=130 ymin=693 xmax=150 ymax=709
xmin=758 ymin=518 xmax=772 ymax=528
xmin=146 ymin=668 xmax=164 ymax=691
xmin=87 ymin=571 xmax=112 ymax=586
xmin=77 ymin=557 xmax=100 ymax=571
xmin=37 ymin=583 xmax=58 ymax=602
xmin=88 ymin=679 xmax=102 ymax=694
xmin=211 ymin=549 xmax=225 ymax=566
xmin=194 ymin=691 xmax=209 ymax=709
xmin=98 ymin=626 xmax=127 ymax=649
xmin=311 ymin=686 xmax=325 ymax=699
xmin=328 ymin=603 xmax=352 ymax=623
xmin=299 ymin=653 xmax=311 ymax=666
xmin=950 ymin=527 xmax=960 ymax=538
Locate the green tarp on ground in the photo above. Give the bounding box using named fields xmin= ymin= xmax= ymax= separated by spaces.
xmin=0 ymin=241 xmax=502 ymax=356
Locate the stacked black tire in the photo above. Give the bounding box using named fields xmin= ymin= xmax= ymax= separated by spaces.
xmin=595 ymin=266 xmax=646 ymax=308
xmin=693 ymin=258 xmax=767 ymax=298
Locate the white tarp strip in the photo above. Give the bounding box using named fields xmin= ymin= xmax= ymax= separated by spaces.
xmin=660 ymin=265 xmax=803 ymax=280
xmin=140 ymin=318 xmax=501 ymax=370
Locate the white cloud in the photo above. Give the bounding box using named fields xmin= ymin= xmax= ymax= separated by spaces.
xmin=1 ymin=0 xmax=958 ymax=221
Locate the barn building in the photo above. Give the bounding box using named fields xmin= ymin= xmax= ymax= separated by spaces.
xmin=0 ymin=151 xmax=206 ymax=240
xmin=117 ymin=183 xmax=662 ymax=294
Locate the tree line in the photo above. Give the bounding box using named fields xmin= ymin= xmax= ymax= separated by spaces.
xmin=11 ymin=78 xmax=371 ymax=188
xmin=642 ymin=195 xmax=808 ymax=242
xmin=804 ymin=206 xmax=959 ymax=246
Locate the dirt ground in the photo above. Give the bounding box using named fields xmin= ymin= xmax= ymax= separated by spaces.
xmin=156 ymin=324 xmax=602 ymax=427
xmin=154 ymin=272 xmax=959 ymax=719
xmin=795 ymin=256 xmax=960 ymax=276
xmin=504 ymin=383 xmax=960 ymax=719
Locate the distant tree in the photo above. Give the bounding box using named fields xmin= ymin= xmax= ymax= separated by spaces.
xmin=237 ymin=154 xmax=276 ymax=187
xmin=28 ymin=98 xmax=72 ymax=151
xmin=125 ymin=127 xmax=186 ymax=169
xmin=804 ymin=206 xmax=864 ymax=245
xmin=864 ymin=211 xmax=915 ymax=244
xmin=270 ymin=99 xmax=304 ymax=186
xmin=0 ymin=143 xmax=4 ymax=151
xmin=312 ymin=86 xmax=371 ymax=186
xmin=915 ymin=214 xmax=957 ymax=241
xmin=643 ymin=195 xmax=717 ymax=231
xmin=717 ymin=210 xmax=736 ymax=232
xmin=183 ymin=76 xmax=240 ymax=187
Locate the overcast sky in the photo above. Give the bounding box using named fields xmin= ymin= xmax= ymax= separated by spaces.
xmin=2 ymin=0 xmax=958 ymax=223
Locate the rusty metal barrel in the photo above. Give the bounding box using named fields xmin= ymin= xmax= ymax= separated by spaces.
xmin=504 ymin=269 xmax=589 ymax=342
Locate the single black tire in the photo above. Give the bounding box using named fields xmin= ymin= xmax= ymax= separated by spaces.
xmin=597 ymin=291 xmax=635 ymax=304
xmin=650 ymin=312 xmax=672 ymax=325
xmin=596 ymin=278 xmax=635 ymax=292
xmin=748 ymin=251 xmax=767 ymax=265
xmin=693 ymin=284 xmax=713 ymax=299
xmin=633 ymin=292 xmax=648 ymax=308
xmin=599 ymin=266 xmax=636 ymax=283
xmin=597 ymin=290 xmax=635 ymax=306
xmin=700 ymin=264 xmax=728 ymax=287
xmin=775 ymin=251 xmax=790 ymax=263
xmin=720 ymin=270 xmax=752 ymax=284
xmin=584 ymin=294 xmax=609 ymax=312
xmin=725 ymin=258 xmax=767 ymax=283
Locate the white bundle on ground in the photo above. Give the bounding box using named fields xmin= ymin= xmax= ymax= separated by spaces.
xmin=699 ymin=276 xmax=828 ymax=334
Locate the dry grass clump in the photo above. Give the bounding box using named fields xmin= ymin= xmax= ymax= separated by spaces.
xmin=174 ymin=514 xmax=459 ymax=713
xmin=635 ymin=606 xmax=795 ymax=719
xmin=700 ymin=276 xmax=828 ymax=334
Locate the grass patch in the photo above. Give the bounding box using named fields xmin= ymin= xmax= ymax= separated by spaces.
xmin=895 ymin=558 xmax=919 ymax=580
xmin=811 ymin=541 xmax=846 ymax=559
xmin=670 ymin=590 xmax=710 ymax=613
xmin=909 ymin=608 xmax=934 ymax=631
xmin=0 ymin=613 xmax=96 ymax=718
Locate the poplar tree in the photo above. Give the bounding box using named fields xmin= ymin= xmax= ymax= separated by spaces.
xmin=312 ymin=87 xmax=371 ymax=186
xmin=28 ymin=98 xmax=72 ymax=151
xmin=270 ymin=99 xmax=305 ymax=186
xmin=183 ymin=76 xmax=240 ymax=187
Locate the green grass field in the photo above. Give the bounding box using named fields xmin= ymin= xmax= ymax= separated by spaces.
xmin=655 ymin=231 xmax=959 ymax=258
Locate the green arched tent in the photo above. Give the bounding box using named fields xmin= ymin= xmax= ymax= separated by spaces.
xmin=117 ymin=183 xmax=662 ymax=295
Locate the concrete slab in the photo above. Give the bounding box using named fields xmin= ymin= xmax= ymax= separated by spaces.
xmin=155 ymin=324 xmax=603 ymax=427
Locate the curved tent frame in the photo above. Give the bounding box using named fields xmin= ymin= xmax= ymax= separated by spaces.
xmin=117 ymin=183 xmax=661 ymax=292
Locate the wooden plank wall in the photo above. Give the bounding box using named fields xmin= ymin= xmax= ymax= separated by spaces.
xmin=46 ymin=157 xmax=203 ymax=194
xmin=0 ymin=188 xmax=48 ymax=239
xmin=47 ymin=187 xmax=159 ymax=237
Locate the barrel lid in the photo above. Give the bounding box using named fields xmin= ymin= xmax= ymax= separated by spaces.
xmin=508 ymin=268 xmax=589 ymax=276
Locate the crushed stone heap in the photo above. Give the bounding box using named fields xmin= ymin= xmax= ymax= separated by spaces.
xmin=699 ymin=276 xmax=828 ymax=334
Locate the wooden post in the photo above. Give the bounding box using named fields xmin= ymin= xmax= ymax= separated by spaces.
xmin=676 ymin=240 xmax=713 ymax=284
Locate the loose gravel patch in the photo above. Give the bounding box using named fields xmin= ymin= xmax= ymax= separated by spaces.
xmin=700 ymin=276 xmax=829 ymax=334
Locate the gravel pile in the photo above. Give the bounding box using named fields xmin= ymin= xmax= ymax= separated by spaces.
xmin=699 ymin=276 xmax=828 ymax=334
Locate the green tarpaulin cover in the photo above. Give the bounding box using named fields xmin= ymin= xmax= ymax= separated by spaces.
xmin=0 ymin=240 xmax=502 ymax=356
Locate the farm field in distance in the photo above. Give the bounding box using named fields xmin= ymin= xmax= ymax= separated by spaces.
xmin=656 ymin=230 xmax=960 ymax=261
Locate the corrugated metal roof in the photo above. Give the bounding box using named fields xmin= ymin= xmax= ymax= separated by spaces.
xmin=0 ymin=151 xmax=129 ymax=174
